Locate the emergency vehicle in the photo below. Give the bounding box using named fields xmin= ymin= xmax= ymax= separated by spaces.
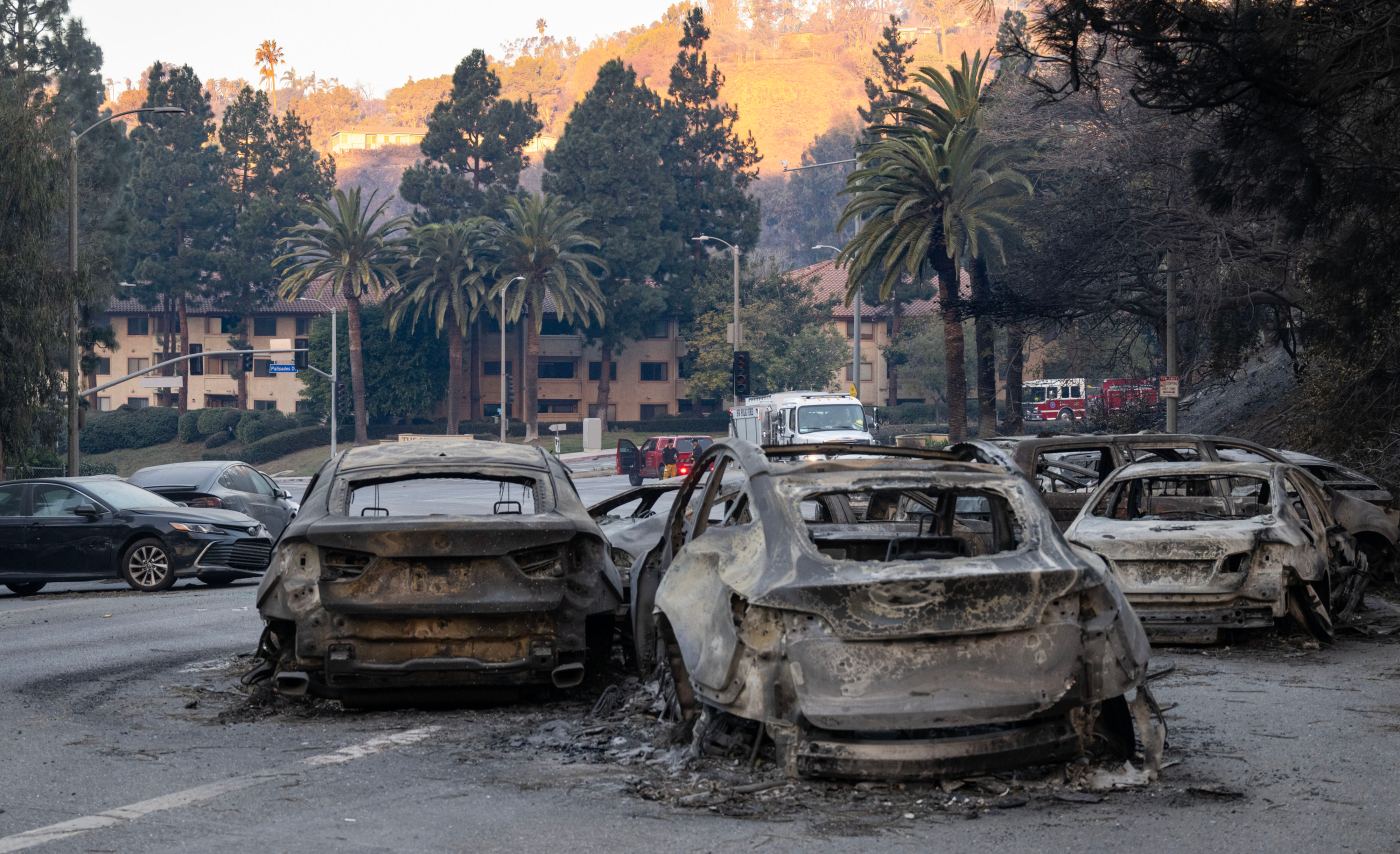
xmin=1022 ymin=377 xmax=1160 ymax=423
xmin=731 ymin=391 xmax=875 ymax=445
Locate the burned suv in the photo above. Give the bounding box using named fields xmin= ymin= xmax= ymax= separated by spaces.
xmin=633 ymin=440 xmax=1162 ymax=780
xmin=254 ymin=442 xmax=622 ymax=701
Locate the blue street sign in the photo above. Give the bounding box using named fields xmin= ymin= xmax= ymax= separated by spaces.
xmin=268 ymin=364 xmax=298 ymax=374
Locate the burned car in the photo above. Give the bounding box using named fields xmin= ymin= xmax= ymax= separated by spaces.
xmin=254 ymin=441 xmax=622 ymax=701
xmin=588 ymin=483 xmax=680 ymax=592
xmin=1064 ymin=461 xmax=1366 ymax=643
xmin=632 ymin=440 xmax=1162 ymax=780
xmin=955 ymin=433 xmax=1397 ymax=575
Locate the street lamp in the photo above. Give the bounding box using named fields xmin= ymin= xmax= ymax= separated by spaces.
xmin=499 ymin=276 xmax=525 ymax=442
xmin=297 ymin=297 xmax=338 ymax=459
xmin=813 ymin=244 xmax=862 ymax=401
xmin=692 ymin=235 xmax=741 ymax=406
xmin=67 ymin=106 xmax=185 ymax=476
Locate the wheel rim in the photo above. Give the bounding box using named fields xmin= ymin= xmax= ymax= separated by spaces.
xmin=129 ymin=545 xmax=170 ymax=587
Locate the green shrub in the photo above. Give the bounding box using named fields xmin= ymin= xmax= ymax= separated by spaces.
xmin=236 ymin=425 xmax=331 ymax=465
xmin=178 ymin=412 xmax=203 ymax=442
xmin=204 ymin=432 xmax=234 ymax=449
xmin=294 ymin=409 xmax=321 ymax=428
xmin=236 ymin=410 xmax=296 ymax=445
xmin=79 ymin=406 xmax=179 ymax=454
xmin=196 ymin=408 xmax=241 ymax=437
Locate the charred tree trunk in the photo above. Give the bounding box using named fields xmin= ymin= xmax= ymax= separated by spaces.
xmin=932 ymin=253 xmax=968 ymax=442
xmin=972 ymin=257 xmax=997 ymax=437
xmin=177 ymin=296 xmax=190 ymax=413
xmin=467 ymin=316 xmax=481 ymax=420
xmin=446 ymin=319 xmax=463 ymax=434
xmin=1006 ymin=326 xmax=1025 ymax=434
xmin=595 ymin=341 xmax=614 ymax=430
xmin=346 ymin=294 xmax=369 ymax=445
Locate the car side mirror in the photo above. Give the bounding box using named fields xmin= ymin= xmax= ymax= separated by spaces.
xmin=277 ymin=489 xmax=290 ymax=499
xmin=73 ymin=503 xmax=102 ymax=519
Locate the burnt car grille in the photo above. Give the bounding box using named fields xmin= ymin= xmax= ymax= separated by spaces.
xmin=200 ymin=540 xmax=272 ymax=571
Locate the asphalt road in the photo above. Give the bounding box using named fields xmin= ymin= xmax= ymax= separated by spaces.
xmin=0 ymin=473 xmax=1397 ymax=852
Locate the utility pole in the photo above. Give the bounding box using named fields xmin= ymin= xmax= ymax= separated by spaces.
xmin=298 ymin=298 xmax=338 ymax=459
xmin=692 ymin=236 xmax=741 ymax=407
xmin=1163 ymin=252 xmax=1179 ymax=433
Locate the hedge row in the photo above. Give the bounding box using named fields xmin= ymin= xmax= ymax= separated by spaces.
xmin=79 ymin=406 xmax=179 ymax=454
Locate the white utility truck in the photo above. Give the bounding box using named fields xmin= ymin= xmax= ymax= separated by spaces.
xmin=731 ymin=391 xmax=876 ymax=446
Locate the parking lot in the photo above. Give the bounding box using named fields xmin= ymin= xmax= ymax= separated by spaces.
xmin=1 ymin=470 xmax=1397 ymax=853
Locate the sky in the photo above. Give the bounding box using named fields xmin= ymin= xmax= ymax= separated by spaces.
xmin=69 ymin=0 xmax=676 ymax=95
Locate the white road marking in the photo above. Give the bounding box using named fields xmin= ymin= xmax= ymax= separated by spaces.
xmin=0 ymin=725 xmax=440 ymax=853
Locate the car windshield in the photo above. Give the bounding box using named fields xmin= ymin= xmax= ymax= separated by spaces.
xmin=84 ymin=481 xmax=177 ymax=510
xmin=1090 ymin=474 xmax=1272 ymax=521
xmin=797 ymin=404 xmax=865 ymax=434
xmin=343 ymin=471 xmax=553 ymax=517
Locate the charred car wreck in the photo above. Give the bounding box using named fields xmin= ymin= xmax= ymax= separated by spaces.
xmin=1065 ymin=461 xmax=1366 ymax=643
xmin=255 ymin=442 xmax=622 ymax=701
xmin=633 ymin=441 xmax=1164 ymax=780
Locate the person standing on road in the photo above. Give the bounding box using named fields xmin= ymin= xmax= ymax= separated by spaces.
xmin=661 ymin=440 xmax=678 ymax=479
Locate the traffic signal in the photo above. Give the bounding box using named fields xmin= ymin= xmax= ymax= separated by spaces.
xmin=241 ymin=351 xmax=254 ymax=373
xmin=732 ymin=350 xmax=751 ymax=398
xmin=504 ymin=372 xmax=515 ymax=412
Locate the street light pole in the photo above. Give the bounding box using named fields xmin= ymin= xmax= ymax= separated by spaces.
xmin=1162 ymin=252 xmax=1178 ymax=433
xmin=500 ymin=276 xmax=525 ymax=443
xmin=692 ymin=236 xmax=741 ymax=406
xmin=812 ymin=245 xmax=859 ymax=399
xmin=298 ymin=298 xmax=338 ymax=459
xmin=66 ymin=106 xmax=185 ymax=476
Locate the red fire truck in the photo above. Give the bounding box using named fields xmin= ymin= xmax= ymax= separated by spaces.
xmin=1022 ymin=377 xmax=1159 ymax=423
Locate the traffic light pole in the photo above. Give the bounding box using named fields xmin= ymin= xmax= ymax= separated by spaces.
xmin=80 ymin=348 xmax=313 ymax=398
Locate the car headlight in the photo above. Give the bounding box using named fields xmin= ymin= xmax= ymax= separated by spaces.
xmin=170 ymin=522 xmax=217 ymax=534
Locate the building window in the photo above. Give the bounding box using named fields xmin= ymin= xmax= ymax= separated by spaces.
xmin=253 ymin=399 xmax=278 ymax=411
xmin=216 ymin=316 xmax=239 ymax=334
xmin=189 ymin=343 xmax=203 ymax=375
xmin=677 ymin=357 xmax=692 ymax=380
xmin=644 ymin=318 xmax=669 ymax=339
xmin=253 ymin=316 xmax=278 ymax=337
xmin=210 ymin=356 xmax=237 ymax=376
xmin=295 ymin=316 xmax=311 ymax=335
xmin=587 ymin=403 xmax=618 ymax=421
xmin=539 ymin=315 xmax=575 ymax=336
xmin=845 ymin=362 xmax=874 ymax=382
xmin=152 ymin=315 xmax=181 ymax=335
xmin=587 ymin=361 xmax=617 ymax=381
xmin=126 ymin=397 xmax=150 ymax=409
xmin=97 ymin=396 xmax=112 ymax=412
xmin=538 ymin=359 xmax=576 ymax=379
xmin=676 ymin=399 xmax=693 ymax=413
xmin=484 ymin=361 xmax=512 ymax=376
xmin=294 ymin=399 xmax=311 ymax=413
xmin=537 ymin=399 xmax=579 ymax=414
xmin=95 ymin=357 xmax=111 ymax=375
xmin=640 ymin=362 xmax=669 ymax=382
xmin=126 ymin=357 xmax=150 ymax=374
xmin=639 ymin=403 xmax=669 ymax=419
xmin=127 ymin=316 xmax=149 ymax=336
xmin=845 ymin=320 xmax=875 ymax=340
xmin=254 ymin=359 xmax=272 ymax=377
xmin=294 ymin=338 xmax=309 ymax=369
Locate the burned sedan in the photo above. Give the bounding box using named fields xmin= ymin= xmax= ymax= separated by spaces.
xmin=254 ymin=442 xmax=622 ymax=700
xmin=635 ymin=439 xmax=1161 ymax=781
xmin=1064 ymin=461 xmax=1365 ymax=643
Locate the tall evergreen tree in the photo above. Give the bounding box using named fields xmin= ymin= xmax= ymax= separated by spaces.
xmin=217 ymin=86 xmax=335 ymax=407
xmin=120 ymin=62 xmax=233 ymax=412
xmin=665 ymin=7 xmax=760 ymax=311
xmin=544 ymin=59 xmax=679 ymax=428
xmin=399 ymin=49 xmax=542 ymax=224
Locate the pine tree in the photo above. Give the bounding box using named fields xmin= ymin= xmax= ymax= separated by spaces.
xmin=399 ymin=49 xmax=543 ymax=225
xmin=859 ymin=15 xmax=917 ymax=144
xmin=665 ymin=7 xmax=760 ymax=309
xmin=544 ymin=59 xmax=680 ymax=428
xmin=120 ymin=62 xmax=234 ymax=412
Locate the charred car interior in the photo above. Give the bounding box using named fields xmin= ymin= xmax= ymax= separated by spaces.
xmin=253 ymin=442 xmax=622 ymax=702
xmin=633 ymin=440 xmax=1164 ymax=781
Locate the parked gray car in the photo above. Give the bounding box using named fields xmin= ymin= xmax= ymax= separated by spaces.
xmin=129 ymin=461 xmax=297 ymax=540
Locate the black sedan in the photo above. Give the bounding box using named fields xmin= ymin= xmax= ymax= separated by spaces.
xmin=128 ymin=460 xmax=297 ymax=539
xmin=0 ymin=477 xmax=273 ymax=594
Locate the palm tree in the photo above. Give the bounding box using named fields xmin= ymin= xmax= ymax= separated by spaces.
xmin=493 ymin=194 xmax=606 ymax=441
xmin=275 ymin=188 xmax=409 ymax=445
xmin=839 ymin=125 xmax=1030 ymax=442
xmin=255 ymin=40 xmax=284 ymax=113
xmin=389 ymin=220 xmax=495 ymax=435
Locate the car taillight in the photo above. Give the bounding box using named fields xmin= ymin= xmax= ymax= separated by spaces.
xmin=677 ymin=464 xmax=691 ymax=476
xmin=186 ymin=496 xmax=223 ymax=508
xmin=321 ymin=548 xmax=373 ymax=580
xmin=512 ymin=545 xmax=567 ymax=579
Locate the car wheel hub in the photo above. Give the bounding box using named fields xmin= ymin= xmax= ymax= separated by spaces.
xmin=131 ymin=546 xmax=169 ymax=586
